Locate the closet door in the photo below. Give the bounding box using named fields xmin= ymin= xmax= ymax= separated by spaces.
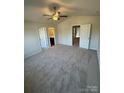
xmin=39 ymin=27 xmax=49 ymax=48
xmin=80 ymin=24 xmax=91 ymax=49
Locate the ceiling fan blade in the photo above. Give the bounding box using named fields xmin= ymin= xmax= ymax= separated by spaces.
xmin=43 ymin=14 xmax=51 ymax=16
xmin=60 ymin=15 xmax=68 ymax=17
xmin=48 ymin=18 xmax=52 ymax=20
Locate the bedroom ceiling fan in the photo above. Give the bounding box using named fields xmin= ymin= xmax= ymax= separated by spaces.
xmin=43 ymin=6 xmax=68 ymax=21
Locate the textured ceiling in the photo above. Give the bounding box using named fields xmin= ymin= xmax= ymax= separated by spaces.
xmin=24 ymin=0 xmax=100 ymax=23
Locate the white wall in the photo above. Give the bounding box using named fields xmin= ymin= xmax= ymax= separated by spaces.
xmin=57 ymin=16 xmax=100 ymax=50
xmin=24 ymin=21 xmax=57 ymax=58
xmin=24 ymin=22 xmax=41 ymax=58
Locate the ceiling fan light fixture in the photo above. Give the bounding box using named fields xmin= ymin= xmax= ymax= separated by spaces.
xmin=52 ymin=12 xmax=59 ymax=21
xmin=43 ymin=6 xmax=68 ymax=21
xmin=52 ymin=15 xmax=58 ymax=21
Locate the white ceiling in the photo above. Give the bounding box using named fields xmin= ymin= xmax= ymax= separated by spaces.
xmin=24 ymin=0 xmax=100 ymax=23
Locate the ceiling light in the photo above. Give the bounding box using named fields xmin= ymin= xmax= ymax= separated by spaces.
xmin=52 ymin=15 xmax=58 ymax=20
xmin=52 ymin=12 xmax=59 ymax=21
xmin=43 ymin=6 xmax=68 ymax=21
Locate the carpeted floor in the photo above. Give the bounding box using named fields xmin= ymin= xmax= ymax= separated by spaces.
xmin=24 ymin=44 xmax=99 ymax=93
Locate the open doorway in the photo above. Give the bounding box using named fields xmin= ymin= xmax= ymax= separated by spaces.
xmin=48 ymin=27 xmax=55 ymax=47
xmin=72 ymin=26 xmax=80 ymax=47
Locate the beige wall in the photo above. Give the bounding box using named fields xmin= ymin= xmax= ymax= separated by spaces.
xmin=57 ymin=16 xmax=100 ymax=50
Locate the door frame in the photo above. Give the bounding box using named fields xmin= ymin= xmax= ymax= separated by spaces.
xmin=47 ymin=27 xmax=56 ymax=46
xmin=71 ymin=24 xmax=91 ymax=49
xmin=72 ymin=25 xmax=80 ymax=46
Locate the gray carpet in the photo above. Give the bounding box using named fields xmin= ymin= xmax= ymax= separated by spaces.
xmin=24 ymin=44 xmax=99 ymax=93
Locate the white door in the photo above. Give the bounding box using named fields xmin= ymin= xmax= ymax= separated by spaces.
xmin=39 ymin=27 xmax=48 ymax=48
xmin=80 ymin=24 xmax=91 ymax=49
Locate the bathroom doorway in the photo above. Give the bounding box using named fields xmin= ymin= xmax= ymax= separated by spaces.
xmin=48 ymin=27 xmax=55 ymax=46
xmin=72 ymin=26 xmax=80 ymax=47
